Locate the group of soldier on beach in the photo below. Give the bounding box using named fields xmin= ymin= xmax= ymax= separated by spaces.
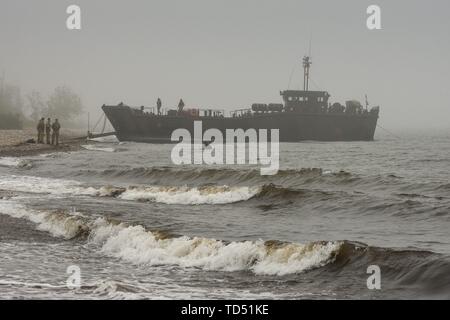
xmin=36 ymin=118 xmax=61 ymax=146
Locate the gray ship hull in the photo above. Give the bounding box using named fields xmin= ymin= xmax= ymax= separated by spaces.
xmin=102 ymin=105 xmax=379 ymax=143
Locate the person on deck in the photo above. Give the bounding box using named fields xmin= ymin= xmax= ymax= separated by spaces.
xmin=157 ymin=98 xmax=162 ymax=115
xmin=178 ymin=99 xmax=185 ymax=113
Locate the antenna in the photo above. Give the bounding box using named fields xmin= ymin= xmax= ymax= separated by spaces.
xmin=286 ymin=34 xmax=313 ymax=91
xmin=365 ymin=94 xmax=369 ymax=110
xmin=303 ymin=34 xmax=312 ymax=91
xmin=302 ymin=56 xmax=311 ymax=91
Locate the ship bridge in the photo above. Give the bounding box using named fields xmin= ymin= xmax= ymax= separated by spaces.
xmin=280 ymin=90 xmax=330 ymax=113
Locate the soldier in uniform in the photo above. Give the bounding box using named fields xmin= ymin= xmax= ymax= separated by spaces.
xmin=45 ymin=118 xmax=52 ymax=144
xmin=51 ymin=119 xmax=61 ymax=146
xmin=37 ymin=118 xmax=45 ymax=143
xmin=178 ymin=99 xmax=185 ymax=113
xmin=157 ymin=98 xmax=162 ymax=115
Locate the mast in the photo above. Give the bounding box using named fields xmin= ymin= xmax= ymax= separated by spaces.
xmin=302 ymin=56 xmax=311 ymax=91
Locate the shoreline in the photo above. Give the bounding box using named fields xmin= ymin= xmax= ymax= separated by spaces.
xmin=0 ymin=128 xmax=88 ymax=158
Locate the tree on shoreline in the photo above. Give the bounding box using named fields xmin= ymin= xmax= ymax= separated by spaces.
xmin=0 ymin=83 xmax=23 ymax=115
xmin=27 ymin=91 xmax=46 ymax=122
xmin=46 ymin=86 xmax=83 ymax=120
xmin=2 ymin=81 xmax=84 ymax=128
xmin=0 ymin=81 xmax=23 ymax=129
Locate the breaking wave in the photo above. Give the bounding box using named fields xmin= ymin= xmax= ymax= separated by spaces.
xmin=0 ymin=200 xmax=340 ymax=276
xmin=96 ymin=184 xmax=347 ymax=205
xmin=1 ymin=199 xmax=450 ymax=295
xmin=108 ymin=185 xmax=260 ymax=204
xmin=0 ymin=200 xmax=90 ymax=239
xmin=73 ymin=166 xmax=416 ymax=193
xmin=93 ymin=224 xmax=340 ymax=275
xmin=0 ymin=173 xmax=343 ymax=205
xmin=72 ymin=167 xmax=362 ymax=188
xmin=0 ymin=175 xmax=259 ymax=205
xmin=1 ymin=173 xmax=447 ymax=209
xmin=0 ymin=175 xmax=98 ymax=197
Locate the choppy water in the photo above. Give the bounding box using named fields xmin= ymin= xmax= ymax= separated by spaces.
xmin=0 ymin=132 xmax=450 ymax=299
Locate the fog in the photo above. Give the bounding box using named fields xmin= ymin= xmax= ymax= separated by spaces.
xmin=1 ymin=0 xmax=449 ymax=131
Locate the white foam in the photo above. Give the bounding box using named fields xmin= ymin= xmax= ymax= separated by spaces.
xmin=81 ymin=145 xmax=116 ymax=153
xmin=0 ymin=174 xmax=259 ymax=205
xmin=91 ymin=280 xmax=143 ymax=299
xmin=0 ymin=174 xmax=97 ymax=197
xmin=0 ymin=157 xmax=20 ymax=167
xmin=117 ymin=185 xmax=260 ymax=204
xmin=92 ymin=224 xmax=340 ymax=275
xmin=88 ymin=135 xmax=119 ymax=143
xmin=0 ymin=199 xmax=341 ymax=276
xmin=39 ymin=152 xmax=70 ymax=158
xmin=0 ymin=157 xmax=32 ymax=168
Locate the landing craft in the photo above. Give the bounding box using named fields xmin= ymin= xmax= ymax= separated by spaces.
xmin=102 ymin=57 xmax=380 ymax=143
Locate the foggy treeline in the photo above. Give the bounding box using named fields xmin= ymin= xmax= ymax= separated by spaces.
xmin=0 ymin=78 xmax=23 ymax=129
xmin=0 ymin=77 xmax=83 ymax=129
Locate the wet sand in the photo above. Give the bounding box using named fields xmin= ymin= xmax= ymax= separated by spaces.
xmin=0 ymin=128 xmax=87 ymax=157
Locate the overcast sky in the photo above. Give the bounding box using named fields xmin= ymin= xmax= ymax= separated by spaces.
xmin=1 ymin=0 xmax=449 ymax=131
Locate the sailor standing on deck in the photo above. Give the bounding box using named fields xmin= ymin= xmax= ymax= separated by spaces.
xmin=37 ymin=118 xmax=45 ymax=143
xmin=178 ymin=99 xmax=185 ymax=113
xmin=157 ymin=98 xmax=162 ymax=115
xmin=51 ymin=119 xmax=61 ymax=146
xmin=45 ymin=118 xmax=52 ymax=144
